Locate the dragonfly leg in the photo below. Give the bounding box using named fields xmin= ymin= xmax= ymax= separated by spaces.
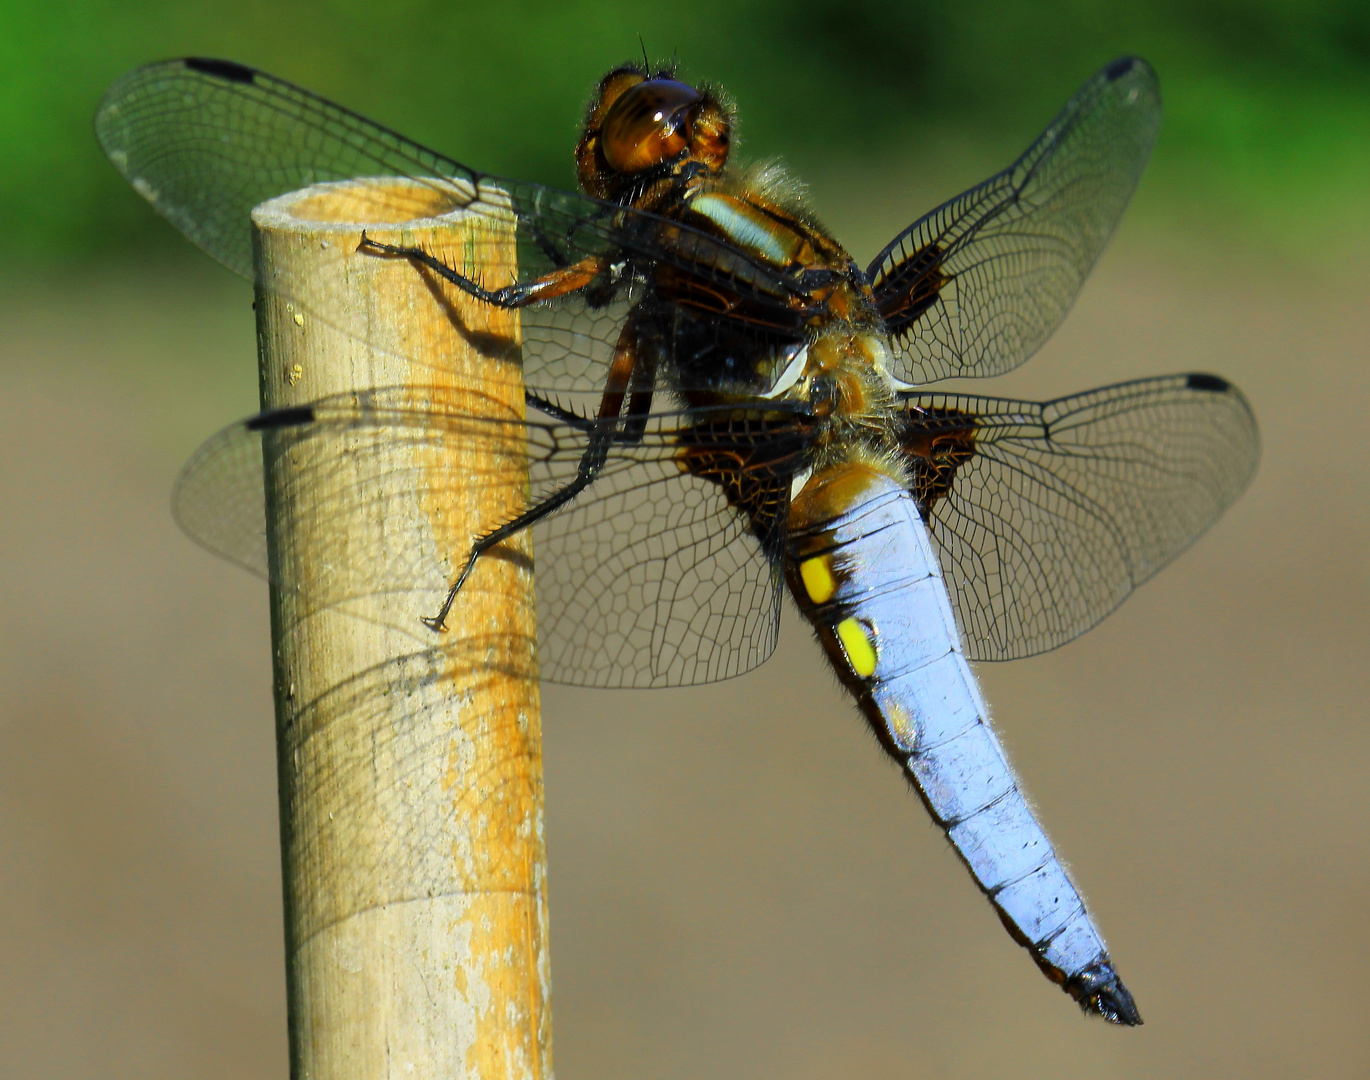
xmin=525 ymin=391 xmax=595 ymax=431
xmin=421 ymin=433 xmax=611 ymax=630
xmin=526 ymin=380 xmax=655 ymax=445
xmin=423 ymin=318 xmax=650 ymax=631
xmin=359 ymin=233 xmax=606 ymax=308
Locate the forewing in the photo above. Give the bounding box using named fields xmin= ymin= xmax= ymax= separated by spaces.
xmin=899 ymin=374 xmax=1258 ymax=660
xmin=868 ymin=56 xmax=1161 ymax=385
xmin=96 ymin=59 xmax=799 ymax=396
xmin=173 ymin=388 xmax=800 ymax=687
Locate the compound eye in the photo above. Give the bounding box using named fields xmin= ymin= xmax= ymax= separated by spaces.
xmin=600 ymin=78 xmax=703 ymax=174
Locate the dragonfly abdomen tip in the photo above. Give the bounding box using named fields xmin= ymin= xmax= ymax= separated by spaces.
xmin=1068 ymin=961 xmax=1143 ymax=1025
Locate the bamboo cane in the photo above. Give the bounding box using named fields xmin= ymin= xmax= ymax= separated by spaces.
xmin=251 ymin=178 xmax=550 ymax=1080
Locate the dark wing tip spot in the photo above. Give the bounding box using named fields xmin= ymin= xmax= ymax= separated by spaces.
xmin=1186 ymin=373 xmax=1230 ymax=393
xmin=184 ymin=57 xmax=257 ymax=84
xmin=246 ymin=405 xmax=315 ymax=431
xmin=1104 ymin=56 xmax=1139 ymax=82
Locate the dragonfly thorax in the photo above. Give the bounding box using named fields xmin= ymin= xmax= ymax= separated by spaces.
xmin=764 ymin=329 xmax=900 ymax=415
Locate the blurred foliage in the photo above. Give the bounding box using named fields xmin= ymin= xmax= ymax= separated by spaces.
xmin=2 ymin=0 xmax=1368 ymax=267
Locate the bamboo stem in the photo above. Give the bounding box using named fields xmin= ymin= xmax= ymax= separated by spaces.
xmin=251 ymin=179 xmax=550 ymax=1080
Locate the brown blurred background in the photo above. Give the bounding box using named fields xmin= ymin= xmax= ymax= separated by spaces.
xmin=2 ymin=1 xmax=1369 ymax=1077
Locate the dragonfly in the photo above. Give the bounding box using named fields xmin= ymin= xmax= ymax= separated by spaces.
xmin=96 ymin=54 xmax=1258 ymax=1025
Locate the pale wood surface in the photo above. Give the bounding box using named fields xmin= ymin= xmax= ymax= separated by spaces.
xmin=251 ymin=179 xmax=550 ymax=1080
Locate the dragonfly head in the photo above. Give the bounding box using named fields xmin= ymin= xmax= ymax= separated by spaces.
xmin=577 ymin=64 xmax=732 ymax=200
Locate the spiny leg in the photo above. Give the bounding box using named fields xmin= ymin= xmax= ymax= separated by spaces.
xmin=525 ymin=391 xmax=595 ymax=431
xmin=421 ymin=431 xmax=612 ymax=631
xmin=423 ymin=319 xmax=648 ymax=631
xmin=526 ymin=387 xmax=656 ymax=445
xmin=359 ymin=233 xmax=606 ymax=308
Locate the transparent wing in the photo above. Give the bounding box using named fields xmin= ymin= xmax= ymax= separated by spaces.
xmin=174 ymin=388 xmax=812 ymax=687
xmin=95 ymin=58 xmax=802 ymax=396
xmin=868 ymin=56 xmax=1161 ymax=385
xmin=899 ymin=374 xmax=1259 ymax=660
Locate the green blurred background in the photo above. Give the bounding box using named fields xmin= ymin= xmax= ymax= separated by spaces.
xmin=2 ymin=2 xmax=1369 ymax=1079
xmin=5 ymin=0 xmax=1370 ymax=265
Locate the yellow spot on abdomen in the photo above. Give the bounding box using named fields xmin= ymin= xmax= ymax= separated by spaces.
xmin=800 ymin=555 xmax=836 ymax=605
xmin=836 ymin=617 xmax=877 ymax=678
